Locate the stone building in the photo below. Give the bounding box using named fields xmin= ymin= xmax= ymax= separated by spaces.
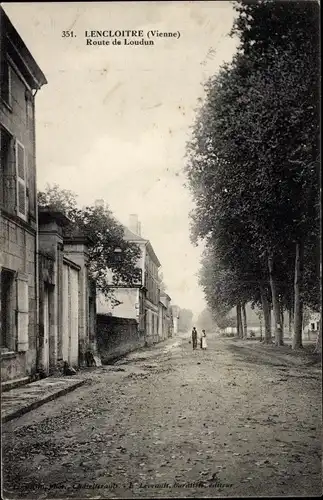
xmin=159 ymin=292 xmax=173 ymax=341
xmin=171 ymin=305 xmax=180 ymax=335
xmin=97 ymin=213 xmax=162 ymax=345
xmin=38 ymin=208 xmax=97 ymax=375
xmin=0 ymin=7 xmax=47 ymax=384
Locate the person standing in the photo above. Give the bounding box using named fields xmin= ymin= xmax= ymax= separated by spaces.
xmin=191 ymin=327 xmax=198 ymax=350
xmin=201 ymin=329 xmax=207 ymax=350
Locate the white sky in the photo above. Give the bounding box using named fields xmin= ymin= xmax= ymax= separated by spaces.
xmin=3 ymin=1 xmax=238 ymax=319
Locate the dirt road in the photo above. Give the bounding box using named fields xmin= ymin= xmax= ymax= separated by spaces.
xmin=2 ymin=334 xmax=322 ymax=498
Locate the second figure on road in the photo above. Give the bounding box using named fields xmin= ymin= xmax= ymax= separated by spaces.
xmin=201 ymin=329 xmax=207 ymax=350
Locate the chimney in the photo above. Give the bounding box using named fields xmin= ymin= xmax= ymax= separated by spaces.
xmin=94 ymin=200 xmax=104 ymax=208
xmin=95 ymin=199 xmax=105 ymax=208
xmin=137 ymin=221 xmax=142 ymax=236
xmin=129 ymin=214 xmax=140 ymax=235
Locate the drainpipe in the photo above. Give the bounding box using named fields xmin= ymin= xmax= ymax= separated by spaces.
xmin=32 ymin=92 xmax=40 ymax=375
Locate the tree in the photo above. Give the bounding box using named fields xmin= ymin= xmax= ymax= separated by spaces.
xmin=231 ymin=0 xmax=320 ymax=349
xmin=158 ymin=271 xmax=167 ymax=294
xmin=38 ymin=184 xmax=142 ymax=300
xmin=242 ymin=302 xmax=248 ymax=338
xmin=185 ymin=0 xmax=319 ymax=351
xmin=178 ymin=309 xmax=194 ymax=332
xmin=196 ymin=308 xmax=216 ymax=332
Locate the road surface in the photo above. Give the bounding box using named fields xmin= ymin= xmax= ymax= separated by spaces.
xmin=3 ymin=334 xmax=321 ymax=498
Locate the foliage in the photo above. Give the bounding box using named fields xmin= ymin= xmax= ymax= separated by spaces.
xmin=158 ymin=271 xmax=167 ymax=294
xmin=38 ymin=184 xmax=142 ymax=299
xmin=196 ymin=306 xmax=233 ymax=332
xmin=178 ymin=308 xmax=194 ymax=332
xmin=184 ymin=0 xmax=320 ymax=330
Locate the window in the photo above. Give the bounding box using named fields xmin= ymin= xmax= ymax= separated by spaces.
xmin=16 ymin=272 xmax=29 ymax=352
xmin=0 ymin=269 xmax=15 ymax=350
xmin=1 ymin=58 xmax=12 ymax=107
xmin=25 ymin=92 xmax=34 ymax=128
xmin=15 ymin=140 xmax=27 ymax=220
xmin=0 ymin=270 xmax=29 ymax=352
xmin=0 ymin=128 xmax=15 ymax=212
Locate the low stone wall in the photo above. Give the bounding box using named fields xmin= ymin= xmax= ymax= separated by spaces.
xmin=96 ymin=315 xmax=146 ymax=363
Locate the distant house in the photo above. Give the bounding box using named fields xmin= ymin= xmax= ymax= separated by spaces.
xmin=171 ymin=305 xmax=180 ymax=334
xmin=0 ymin=7 xmax=47 ymax=384
xmin=303 ymin=312 xmax=320 ymax=341
xmin=97 ymin=213 xmax=162 ymax=345
xmin=159 ymin=292 xmax=172 ymax=341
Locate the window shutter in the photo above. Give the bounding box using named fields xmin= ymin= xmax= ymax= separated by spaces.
xmin=1 ymin=60 xmax=11 ymax=105
xmin=15 ymin=140 xmax=27 ymax=220
xmin=16 ymin=273 xmax=29 ymax=352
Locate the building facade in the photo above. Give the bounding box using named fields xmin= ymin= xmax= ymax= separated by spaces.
xmin=97 ymin=214 xmax=161 ymax=345
xmin=158 ymin=293 xmax=173 ymax=341
xmin=38 ymin=208 xmax=97 ymax=375
xmin=303 ymin=312 xmax=320 ymax=341
xmin=0 ymin=8 xmax=47 ymax=383
xmin=171 ymin=305 xmax=180 ymax=335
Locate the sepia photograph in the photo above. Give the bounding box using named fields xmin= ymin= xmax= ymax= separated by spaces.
xmin=0 ymin=0 xmax=321 ymax=498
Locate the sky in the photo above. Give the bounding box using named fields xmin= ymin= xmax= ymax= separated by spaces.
xmin=3 ymin=1 xmax=238 ymax=319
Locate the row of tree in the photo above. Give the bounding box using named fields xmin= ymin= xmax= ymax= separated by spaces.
xmin=196 ymin=308 xmax=219 ymax=333
xmin=185 ymin=0 xmax=320 ymax=350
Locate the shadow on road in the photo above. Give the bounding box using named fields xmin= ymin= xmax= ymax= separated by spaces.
xmin=226 ymin=342 xmax=322 ymax=371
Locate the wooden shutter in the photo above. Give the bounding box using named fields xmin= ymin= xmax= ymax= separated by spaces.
xmin=16 ymin=273 xmax=29 ymax=352
xmin=15 ymin=140 xmax=27 ymax=220
xmin=0 ymin=60 xmax=11 ymax=105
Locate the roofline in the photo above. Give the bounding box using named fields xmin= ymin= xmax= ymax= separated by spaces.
xmin=161 ymin=292 xmax=171 ymax=301
xmin=1 ymin=6 xmax=47 ymax=89
xmin=145 ymin=241 xmax=161 ymax=267
xmin=64 ymin=235 xmax=93 ymax=246
xmin=123 ymin=226 xmax=147 ymax=243
xmin=122 ymin=224 xmax=161 ymax=267
xmin=38 ymin=207 xmax=70 ymax=227
xmin=63 ymin=256 xmax=81 ymax=272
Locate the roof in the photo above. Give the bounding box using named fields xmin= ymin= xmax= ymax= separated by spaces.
xmin=1 ymin=6 xmax=47 ymax=89
xmin=146 ymin=241 xmax=161 ymax=268
xmin=161 ymin=292 xmax=171 ymax=302
xmin=38 ymin=207 xmax=70 ymax=227
xmin=123 ymin=226 xmax=161 ymax=267
xmin=123 ymin=226 xmax=147 ymax=243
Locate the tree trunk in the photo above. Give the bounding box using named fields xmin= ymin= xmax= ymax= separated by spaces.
xmin=236 ymin=303 xmax=243 ymax=338
xmin=239 ymin=305 xmax=243 ymax=338
xmin=259 ymin=314 xmax=263 ymax=341
xmin=314 ymin=322 xmax=322 ymax=353
xmin=290 ymin=303 xmax=294 ymax=338
xmin=259 ymin=284 xmax=272 ymax=344
xmin=268 ymin=253 xmax=283 ymax=346
xmin=236 ymin=304 xmax=240 ymax=337
xmin=242 ymin=302 xmax=248 ymax=338
xmin=288 ymin=308 xmax=292 ymax=338
xmin=280 ymin=301 xmax=284 ymax=338
xmin=293 ymin=242 xmax=303 ymax=349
